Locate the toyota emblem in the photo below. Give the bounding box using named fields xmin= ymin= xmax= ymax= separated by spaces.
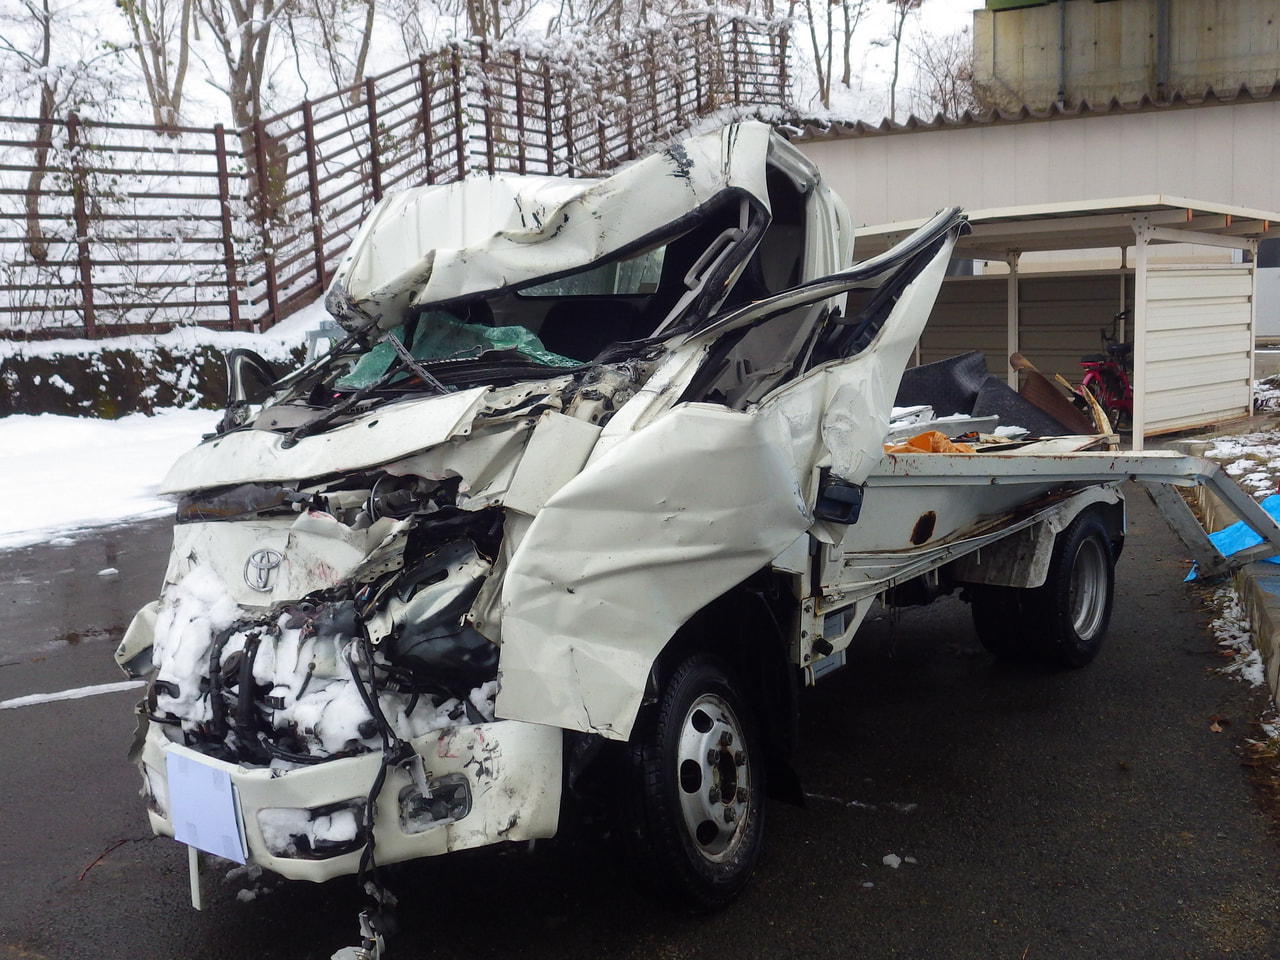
xmin=244 ymin=548 xmax=284 ymax=592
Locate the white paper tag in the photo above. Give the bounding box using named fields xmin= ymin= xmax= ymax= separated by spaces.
xmin=166 ymin=751 xmax=246 ymax=863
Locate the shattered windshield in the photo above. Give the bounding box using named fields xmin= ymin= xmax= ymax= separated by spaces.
xmin=336 ymin=307 xmax=578 ymax=390
xmin=335 ymin=242 xmax=679 ymax=391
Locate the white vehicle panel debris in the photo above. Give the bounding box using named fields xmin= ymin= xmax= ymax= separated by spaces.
xmin=330 ymin=123 xmax=776 ymax=322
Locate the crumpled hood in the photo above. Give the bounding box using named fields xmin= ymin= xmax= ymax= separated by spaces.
xmin=158 ymin=378 xmax=578 ymax=494
xmin=325 ymin=122 xmax=776 ymax=329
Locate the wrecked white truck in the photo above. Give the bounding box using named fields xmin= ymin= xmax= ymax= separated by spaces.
xmin=116 ymin=121 xmax=1280 ymax=955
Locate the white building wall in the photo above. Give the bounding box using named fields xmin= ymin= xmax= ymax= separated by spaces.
xmin=1259 ymin=267 xmax=1280 ymax=338
xmin=1142 ymin=264 xmax=1253 ymax=433
xmin=796 ymin=100 xmax=1280 ymax=229
xmin=922 ymin=274 xmax=1133 ymax=390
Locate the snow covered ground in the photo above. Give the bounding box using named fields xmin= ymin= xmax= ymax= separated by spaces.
xmin=5 ymin=304 xmax=1280 ymax=559
xmin=0 ymin=300 xmax=329 ymax=551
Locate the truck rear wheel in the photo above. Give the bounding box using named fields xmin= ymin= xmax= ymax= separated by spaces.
xmin=969 ymin=586 xmax=1033 ymax=662
xmin=969 ymin=506 xmax=1115 ymax=668
xmin=1029 ymin=508 xmax=1115 ymax=668
xmin=620 ymin=654 xmax=765 ymax=911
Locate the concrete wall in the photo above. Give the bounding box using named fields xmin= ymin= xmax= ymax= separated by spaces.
xmin=972 ymin=0 xmax=1280 ymax=113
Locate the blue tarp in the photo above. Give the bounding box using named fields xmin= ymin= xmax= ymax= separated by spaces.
xmin=1185 ymin=493 xmax=1280 ymax=580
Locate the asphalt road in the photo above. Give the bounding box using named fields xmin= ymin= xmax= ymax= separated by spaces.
xmin=2 ymin=495 xmax=1279 ymax=960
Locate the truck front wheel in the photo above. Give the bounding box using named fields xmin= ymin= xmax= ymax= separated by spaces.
xmin=620 ymin=654 xmax=765 ymax=911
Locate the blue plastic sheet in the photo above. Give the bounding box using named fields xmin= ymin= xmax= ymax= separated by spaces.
xmin=1185 ymin=493 xmax=1280 ymax=581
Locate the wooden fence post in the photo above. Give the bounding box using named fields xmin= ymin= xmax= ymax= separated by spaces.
xmin=648 ymin=38 xmax=659 ymax=134
xmin=563 ymin=88 xmax=575 ymax=173
xmin=64 ymin=113 xmax=96 ymax=338
xmin=731 ymin=19 xmax=742 ymax=104
xmin=776 ymin=22 xmax=789 ymax=98
xmin=478 ymin=42 xmax=496 ymax=175
xmin=514 ymin=50 xmax=527 ymax=175
xmin=451 ymin=45 xmax=467 ymax=180
xmin=213 ymin=124 xmax=243 ymax=331
xmin=418 ymin=56 xmax=436 ymax=184
xmin=251 ymin=119 xmax=279 ymax=332
xmin=542 ymin=63 xmax=554 ymax=175
xmin=302 ymin=101 xmax=327 ymax=293
xmin=365 ymin=77 xmax=383 ymax=202
xmin=623 ymin=64 xmax=635 ymax=161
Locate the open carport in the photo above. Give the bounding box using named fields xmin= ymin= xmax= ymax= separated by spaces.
xmin=852 ymin=196 xmax=1280 ymax=448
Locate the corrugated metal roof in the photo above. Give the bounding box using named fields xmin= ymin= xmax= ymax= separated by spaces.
xmin=784 ymin=82 xmax=1280 ymax=144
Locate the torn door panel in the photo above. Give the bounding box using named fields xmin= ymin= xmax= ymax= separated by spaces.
xmin=494 ymin=213 xmax=961 ymax=739
xmin=496 ymin=404 xmax=813 ymax=739
xmin=757 ymin=227 xmax=958 ymax=499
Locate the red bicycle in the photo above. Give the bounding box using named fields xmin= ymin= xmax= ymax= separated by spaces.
xmin=1077 ymin=312 xmax=1133 ymax=429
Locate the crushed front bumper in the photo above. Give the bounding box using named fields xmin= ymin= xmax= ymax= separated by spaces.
xmin=139 ymin=718 xmax=563 ymax=882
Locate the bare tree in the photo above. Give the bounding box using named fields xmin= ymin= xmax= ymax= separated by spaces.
xmin=429 ymin=0 xmax=538 ymax=41
xmin=841 ymin=0 xmax=868 ymax=88
xmin=197 ymin=0 xmax=283 ymax=131
xmin=196 ymin=0 xmax=290 ymax=216
xmin=0 ymin=0 xmax=118 ymax=261
xmin=117 ymin=0 xmax=194 ymax=130
xmin=908 ymin=25 xmax=975 ymax=120
xmin=545 ymin=0 xmax=630 ymax=36
xmin=797 ymin=0 xmax=868 ymax=109
xmin=885 ymin=0 xmax=921 ymax=122
xmin=282 ymin=0 xmax=376 ymax=104
xmin=382 ymin=0 xmax=433 ymax=61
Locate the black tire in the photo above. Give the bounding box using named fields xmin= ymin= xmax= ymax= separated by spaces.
xmin=1087 ymin=376 xmax=1127 ymax=430
xmin=1081 ymin=379 xmax=1113 ymax=430
xmin=1028 ymin=508 xmax=1115 ymax=668
xmin=969 ymin=507 xmax=1116 ymax=668
xmin=619 ymin=655 xmax=765 ymax=911
xmin=969 ymin=585 xmax=1035 ymax=662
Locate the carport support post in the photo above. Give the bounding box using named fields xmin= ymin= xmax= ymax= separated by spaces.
xmin=1131 ymin=217 xmax=1150 ymax=451
xmin=1252 ymin=248 xmax=1260 ymax=406
xmin=1118 ymin=258 xmax=1127 ymax=341
xmin=1006 ymin=251 xmax=1020 ymax=388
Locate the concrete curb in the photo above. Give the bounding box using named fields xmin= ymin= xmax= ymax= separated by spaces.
xmin=1237 ymin=562 xmax=1280 ymax=702
xmin=1192 ymin=482 xmax=1280 ymax=710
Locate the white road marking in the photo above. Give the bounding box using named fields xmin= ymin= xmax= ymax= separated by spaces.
xmin=0 ymin=680 xmax=145 ymax=710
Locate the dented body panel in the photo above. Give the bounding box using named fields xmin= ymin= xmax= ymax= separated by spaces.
xmin=138 ymin=718 xmax=562 ymax=882
xmin=497 ymin=403 xmax=815 ymax=738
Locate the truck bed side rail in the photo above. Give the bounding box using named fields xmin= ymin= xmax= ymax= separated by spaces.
xmin=870 ymin=449 xmax=1280 ymax=579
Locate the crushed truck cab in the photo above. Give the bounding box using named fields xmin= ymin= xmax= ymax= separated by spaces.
xmin=118 ymin=122 xmax=1280 ymax=942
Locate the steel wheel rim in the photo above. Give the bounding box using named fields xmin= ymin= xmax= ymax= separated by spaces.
xmin=1069 ymin=536 xmax=1108 ymax=640
xmin=675 ymin=692 xmax=752 ymax=863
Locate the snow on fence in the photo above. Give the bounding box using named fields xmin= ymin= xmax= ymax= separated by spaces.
xmin=0 ymin=17 xmax=789 ymax=339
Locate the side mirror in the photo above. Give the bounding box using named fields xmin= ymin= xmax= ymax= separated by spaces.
xmin=220 ymin=348 xmax=279 ymax=432
xmin=814 ymin=472 xmax=864 ymax=525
